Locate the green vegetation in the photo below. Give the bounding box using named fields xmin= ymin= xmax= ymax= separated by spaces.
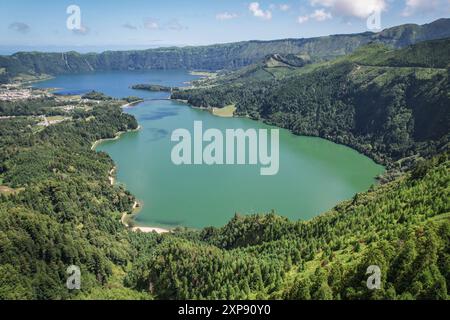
xmin=46 ymin=115 xmax=67 ymax=122
xmin=0 ymin=23 xmax=449 ymax=300
xmin=172 ymin=39 xmax=450 ymax=167
xmin=123 ymin=96 xmax=143 ymax=103
xmin=82 ymin=91 xmax=113 ymax=101
xmin=0 ymin=98 xmax=66 ymax=116
xmin=0 ymin=90 xmax=448 ymax=300
xmin=80 ymin=91 xmax=141 ymax=104
xmin=342 ymin=38 xmax=450 ymax=68
xmin=131 ymin=84 xmax=173 ymax=92
xmin=0 ymin=98 xmax=145 ymax=299
xmin=125 ymin=154 xmax=449 ymax=299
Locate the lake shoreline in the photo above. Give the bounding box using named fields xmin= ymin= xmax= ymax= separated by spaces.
xmin=121 ymin=203 xmax=170 ymax=234
xmin=174 ymin=97 xmax=387 ymax=169
xmin=125 ymin=98 xmax=382 ymax=228
xmin=90 ymin=125 xmax=142 ymax=151
xmin=45 ymin=70 xmax=384 ymax=231
xmin=92 ymin=121 xmax=170 ymax=234
xmin=170 ymin=98 xmax=237 ymax=118
xmin=121 ymin=99 xmax=145 ymax=108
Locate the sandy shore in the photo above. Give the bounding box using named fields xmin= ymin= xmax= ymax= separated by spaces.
xmin=121 ymin=100 xmax=144 ymax=109
xmin=131 ymin=226 xmax=170 ymax=234
xmin=121 ymin=203 xmax=170 ymax=234
xmin=171 ymin=98 xmax=236 ymax=118
xmin=211 ymin=105 xmax=236 ymax=118
xmin=91 ymin=102 xmax=168 ymax=234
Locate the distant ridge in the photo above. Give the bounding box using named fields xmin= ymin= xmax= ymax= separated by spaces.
xmin=1 ymin=18 xmax=449 ymax=83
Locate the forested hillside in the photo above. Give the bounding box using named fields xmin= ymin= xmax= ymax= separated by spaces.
xmin=0 ymin=98 xmax=148 ymax=299
xmin=0 ymin=22 xmax=449 ymax=300
xmin=0 ymin=18 xmax=449 ymax=83
xmin=172 ymin=39 xmax=450 ymax=166
xmin=0 ymin=93 xmax=448 ymax=300
xmin=126 ymin=153 xmax=449 ymax=300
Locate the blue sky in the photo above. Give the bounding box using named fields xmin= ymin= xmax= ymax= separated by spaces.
xmin=0 ymin=0 xmax=448 ymax=52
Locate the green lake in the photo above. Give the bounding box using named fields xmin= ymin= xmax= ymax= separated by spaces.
xmin=35 ymin=70 xmax=385 ymax=229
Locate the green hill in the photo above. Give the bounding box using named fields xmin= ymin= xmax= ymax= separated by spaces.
xmin=126 ymin=153 xmax=450 ymax=300
xmin=0 ymin=21 xmax=449 ymax=300
xmin=1 ymin=19 xmax=449 ymax=83
xmin=172 ymin=39 xmax=450 ymax=166
xmin=0 ymin=93 xmax=448 ymax=301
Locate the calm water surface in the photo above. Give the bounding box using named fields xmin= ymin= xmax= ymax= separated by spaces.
xmin=36 ymin=70 xmax=385 ymax=229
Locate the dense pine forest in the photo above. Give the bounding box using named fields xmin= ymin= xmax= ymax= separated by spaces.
xmin=0 ymin=30 xmax=449 ymax=300
xmin=0 ymin=98 xmax=146 ymax=299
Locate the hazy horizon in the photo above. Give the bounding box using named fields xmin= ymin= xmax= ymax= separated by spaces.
xmin=1 ymin=0 xmax=449 ymax=52
xmin=0 ymin=15 xmax=448 ymax=56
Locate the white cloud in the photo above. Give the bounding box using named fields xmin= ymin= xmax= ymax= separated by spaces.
xmin=216 ymin=12 xmax=238 ymax=21
xmin=297 ymin=15 xmax=310 ymax=24
xmin=310 ymin=0 xmax=386 ymax=19
xmin=297 ymin=9 xmax=332 ymax=23
xmin=143 ymin=18 xmax=187 ymax=31
xmin=249 ymin=2 xmax=273 ymax=20
xmin=311 ymin=9 xmax=333 ymax=21
xmin=279 ymin=4 xmax=290 ymax=11
xmin=144 ymin=18 xmax=160 ymax=30
xmin=402 ymin=0 xmax=440 ymax=16
xmin=269 ymin=3 xmax=290 ymax=11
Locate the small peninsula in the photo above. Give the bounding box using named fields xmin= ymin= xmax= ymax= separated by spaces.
xmin=131 ymin=84 xmax=176 ymax=92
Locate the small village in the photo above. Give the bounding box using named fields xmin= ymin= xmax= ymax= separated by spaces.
xmin=0 ymin=84 xmax=52 ymax=101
